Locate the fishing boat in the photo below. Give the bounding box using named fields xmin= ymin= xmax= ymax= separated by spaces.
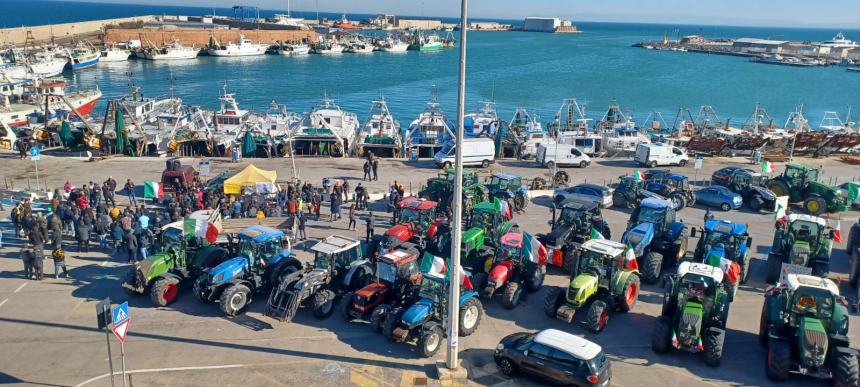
xmin=548 ymin=98 xmax=604 ymax=156
xmin=505 ymin=108 xmax=551 ymax=159
xmin=311 ymin=38 xmax=345 ymax=54
xmin=408 ymin=31 xmax=443 ymax=51
xmin=274 ymin=41 xmax=310 ymax=56
xmin=65 ymin=41 xmax=100 ymax=71
xmin=356 ymin=97 xmax=402 ymax=158
xmin=290 ymin=96 xmax=359 ymax=157
xmin=143 ymin=40 xmax=199 ymax=60
xmin=333 ymin=13 xmax=359 ymax=30
xmin=25 ymin=50 xmax=67 ymax=77
xmin=100 ymin=45 xmax=131 ymax=62
xmin=345 ymin=35 xmax=375 ymax=53
xmin=596 ymin=99 xmax=650 ymax=153
xmin=464 ymin=100 xmax=501 ymax=138
xmin=377 ymin=36 xmax=410 ymax=52
xmin=818 ymin=111 xmax=849 ymax=132
xmin=207 ymin=35 xmax=267 ymax=57
xmin=0 ymin=55 xmax=28 ymax=81
xmin=211 ymin=86 xmax=257 ymax=139
xmin=404 ymin=96 xmax=455 ymax=157
xmin=0 ymin=78 xmax=101 ymax=127
xmin=849 ymin=67 xmax=860 ymax=73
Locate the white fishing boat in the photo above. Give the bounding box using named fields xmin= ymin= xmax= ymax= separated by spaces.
xmin=0 ymin=55 xmax=28 ymax=81
xmin=356 ymin=97 xmax=402 ymax=157
xmin=100 ymin=45 xmax=130 ymax=62
xmin=0 ymin=78 xmax=101 ymax=128
xmin=290 ymin=96 xmax=359 ymax=157
xmin=596 ymin=100 xmax=650 ymax=153
xmin=274 ymin=41 xmax=310 ymax=56
xmin=507 ymin=108 xmax=552 ymax=159
xmin=311 ymin=38 xmax=345 ymax=54
xmin=345 ymin=35 xmax=375 ymax=53
xmin=212 ymin=86 xmax=257 ymax=138
xmin=207 ymin=35 xmax=267 ymax=57
xmin=405 ymin=96 xmax=455 ymax=157
xmin=378 ymin=37 xmax=410 ymax=52
xmin=144 ymin=40 xmax=199 ymax=60
xmin=65 ymin=40 xmax=100 ymax=71
xmin=25 ymin=50 xmax=67 ymax=77
xmin=818 ymin=111 xmax=849 ymax=132
xmin=548 ymin=98 xmax=605 ymax=156
xmin=464 ymin=100 xmax=501 ymax=138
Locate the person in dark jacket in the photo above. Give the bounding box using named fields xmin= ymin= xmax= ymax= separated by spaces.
xmin=94 ymin=215 xmax=109 ymax=252
xmin=365 ymin=212 xmax=375 ymax=241
xmin=20 ymin=247 xmax=33 ymax=279
xmin=297 ymin=213 xmax=307 ymax=241
xmin=125 ymin=231 xmax=139 ymax=263
xmin=49 ymin=213 xmax=63 ymax=249
xmin=371 ymin=158 xmax=379 ymax=181
xmin=363 ymin=160 xmax=372 ymax=181
xmin=76 ymin=221 xmax=91 ymax=253
xmin=348 ymin=204 xmax=357 ymax=230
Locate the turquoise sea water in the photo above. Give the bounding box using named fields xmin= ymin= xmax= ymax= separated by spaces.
xmin=7 ymin=1 xmax=860 ymax=126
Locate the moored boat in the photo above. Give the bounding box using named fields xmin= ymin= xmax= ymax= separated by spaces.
xmin=356 ymin=97 xmax=402 ymax=158
xmin=100 ymin=45 xmax=131 ymax=62
xmin=65 ymin=41 xmax=100 ymax=71
xmin=290 ymin=96 xmax=358 ymax=157
xmin=207 ymin=35 xmax=267 ymax=57
xmin=404 ymin=96 xmax=455 ymax=157
xmin=143 ymin=40 xmax=199 ymax=60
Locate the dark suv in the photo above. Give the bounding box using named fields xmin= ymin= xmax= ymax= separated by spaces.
xmin=494 ymin=329 xmax=611 ymax=386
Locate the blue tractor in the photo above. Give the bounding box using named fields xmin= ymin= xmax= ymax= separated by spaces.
xmin=382 ymin=257 xmax=484 ymax=358
xmin=690 ymin=220 xmax=753 ymax=301
xmin=192 ymin=225 xmax=302 ymax=316
xmin=485 ymin=172 xmax=529 ymax=212
xmin=645 ymin=173 xmax=696 ymax=210
xmin=622 ymin=198 xmax=689 ymax=284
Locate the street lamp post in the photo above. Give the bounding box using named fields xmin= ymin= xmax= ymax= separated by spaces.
xmin=446 ymin=0 xmax=468 ymax=370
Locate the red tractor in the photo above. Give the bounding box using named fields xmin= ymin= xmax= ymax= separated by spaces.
xmin=472 ymin=232 xmax=547 ymax=309
xmin=340 ymin=248 xmax=423 ymax=331
xmin=382 ymin=197 xmax=446 ymax=251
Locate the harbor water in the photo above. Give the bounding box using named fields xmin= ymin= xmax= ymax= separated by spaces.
xmin=8 ymin=1 xmax=860 ymax=126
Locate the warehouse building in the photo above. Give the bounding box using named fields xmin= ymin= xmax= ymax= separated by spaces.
xmin=395 ymin=19 xmax=442 ymax=30
xmin=732 ymin=38 xmax=790 ymax=54
xmin=523 ymin=17 xmax=560 ymax=32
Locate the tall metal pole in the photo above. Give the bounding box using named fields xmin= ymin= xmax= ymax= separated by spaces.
xmin=103 ymin=304 xmax=116 ymax=387
xmin=447 ymin=0 xmax=468 ymax=370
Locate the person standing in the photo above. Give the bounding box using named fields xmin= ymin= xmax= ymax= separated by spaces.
xmin=363 ymin=160 xmax=372 ymax=181
xmin=52 ymin=248 xmax=68 ymax=279
xmin=329 ymin=194 xmax=337 ymax=222
xmin=365 ymin=212 xmax=375 ymax=241
xmin=371 ymin=158 xmax=379 ymax=181
xmin=94 ymin=214 xmax=109 ymax=252
xmin=76 ymin=220 xmax=91 ymax=253
xmin=342 ymin=181 xmax=350 ymax=203
xmin=20 ymin=247 xmax=33 ymax=279
xmin=125 ymin=230 xmax=139 ymax=263
xmin=348 ymin=204 xmax=357 ymax=231
xmin=49 ymin=212 xmax=63 ymax=249
xmin=297 ymin=212 xmax=307 ymax=241
xmin=138 ymin=227 xmax=152 ymax=260
xmin=29 ymin=225 xmax=45 ymax=266
xmin=125 ymin=179 xmax=137 ymax=207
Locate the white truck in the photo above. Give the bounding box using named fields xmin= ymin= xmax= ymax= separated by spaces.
xmin=634 ymin=143 xmax=689 ymax=168
xmin=434 ymin=137 xmax=495 ymax=168
xmin=535 ymin=143 xmax=591 ymax=169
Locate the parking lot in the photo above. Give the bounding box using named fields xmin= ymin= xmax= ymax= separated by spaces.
xmin=0 ymin=153 xmax=858 ymax=386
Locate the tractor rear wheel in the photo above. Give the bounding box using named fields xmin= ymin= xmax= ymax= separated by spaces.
xmin=500 ymin=282 xmax=522 ymax=310
xmin=640 ymin=251 xmax=663 ymax=284
xmin=651 ymin=316 xmax=672 ymax=353
xmin=382 ymin=307 xmax=403 ymax=341
xmin=370 ymin=304 xmax=391 ymax=333
xmin=759 ymin=301 xmax=769 ymax=346
xmin=544 ymin=288 xmax=565 ymax=318
xmin=766 ymin=339 xmax=791 ymax=381
xmin=765 ymin=253 xmax=782 ymax=284
xmin=150 ymin=276 xmax=181 ymax=307
xmin=804 ymin=197 xmax=827 ymax=216
xmin=585 ymin=299 xmax=610 ymax=333
xmin=617 ymin=274 xmax=640 ymax=313
xmin=524 ymin=267 xmax=544 ymax=292
xmin=219 ymin=284 xmax=250 ymax=316
xmin=704 ymin=327 xmax=725 ymax=367
xmin=834 ymin=347 xmax=860 ymax=387
xmin=312 ymin=289 xmax=336 ymax=319
xmin=514 ymin=194 xmax=527 ymax=212
xmin=767 ymin=180 xmax=790 ymax=198
xmin=340 ymin=292 xmax=355 ymax=321
xmin=417 ymin=323 xmax=444 ymax=358
xmin=749 ymin=195 xmax=763 ymax=211
xmin=459 ymin=298 xmax=483 ymax=336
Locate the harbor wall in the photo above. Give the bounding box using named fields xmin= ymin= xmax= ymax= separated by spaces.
xmin=104 ymin=28 xmax=317 ymax=46
xmin=0 ymin=16 xmax=157 ymax=45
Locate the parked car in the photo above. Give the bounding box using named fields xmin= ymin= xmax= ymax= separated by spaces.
xmin=838 ymin=181 xmax=860 ymax=208
xmin=710 ymin=166 xmax=745 ymax=186
xmin=694 ymin=185 xmax=743 ymax=211
xmin=494 ymin=329 xmax=611 ymax=386
xmin=553 ymin=184 xmax=614 ymax=208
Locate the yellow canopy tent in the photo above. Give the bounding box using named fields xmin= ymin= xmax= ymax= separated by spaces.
xmin=223 ymin=164 xmax=278 ymax=194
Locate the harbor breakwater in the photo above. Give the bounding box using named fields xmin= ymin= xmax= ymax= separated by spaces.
xmin=104 ymin=29 xmax=317 ymax=47
xmin=0 ymin=16 xmax=157 ymax=45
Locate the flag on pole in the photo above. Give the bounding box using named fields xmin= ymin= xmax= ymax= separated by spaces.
xmin=847 ymin=184 xmax=860 ymax=203
xmin=589 ymin=227 xmax=605 ymax=240
xmin=523 ymin=232 xmax=547 ymax=265
xmin=204 ymin=210 xmax=222 ymax=244
xmin=774 ymin=196 xmax=789 ymax=221
xmin=834 ymin=220 xmax=843 ymax=243
xmin=493 ymin=198 xmax=512 ymax=221
xmin=632 ymin=170 xmax=644 ymax=181
xmin=420 ymin=252 xmax=447 ymax=279
xmin=143 ymin=180 xmax=163 ymax=199
xmin=622 ymin=242 xmax=639 ymax=271
xmin=762 ymin=160 xmax=776 ymax=174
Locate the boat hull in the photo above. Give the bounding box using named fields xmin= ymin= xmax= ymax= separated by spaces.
xmin=66 ymin=56 xmax=100 ymax=71
xmin=207 ymin=48 xmax=267 ymax=57
xmin=29 ymin=59 xmax=67 ymax=77
xmin=145 ymin=52 xmax=199 ymax=60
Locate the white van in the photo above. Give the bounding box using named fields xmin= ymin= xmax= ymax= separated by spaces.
xmin=536 ymin=143 xmax=591 ymax=169
xmin=434 ymin=137 xmax=496 ymax=168
xmin=635 ymin=143 xmax=689 ymax=167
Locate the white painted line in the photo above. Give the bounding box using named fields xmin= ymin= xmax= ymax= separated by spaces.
xmin=13 ymin=283 xmax=27 ymax=293
xmin=100 ymin=260 xmax=109 ymax=267
xmin=0 ymin=299 xmax=7 ymax=308
xmin=75 ymin=364 xmax=244 ymax=386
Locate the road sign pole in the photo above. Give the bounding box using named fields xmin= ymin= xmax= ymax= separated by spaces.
xmin=101 ymin=303 xmax=116 ymax=387
xmin=33 ymin=159 xmax=39 ymax=192
xmin=120 ymin=341 xmax=128 ymax=387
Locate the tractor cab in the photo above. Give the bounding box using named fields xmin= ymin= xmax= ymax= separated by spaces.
xmin=386 ymin=197 xmax=443 ymax=247
xmin=780 ymin=214 xmax=828 ymax=266
xmin=497 ymin=232 xmax=525 ymax=262
xmin=486 ymin=173 xmax=529 ymax=211
xmin=236 ymin=225 xmax=291 ymax=268
xmin=347 ymin=249 xmax=423 ymax=318
xmin=781 ymin=164 xmax=819 ymax=195
xmin=692 ymin=220 xmax=751 ymax=287
xmin=645 ymin=173 xmax=695 ymax=209
xmin=311 ymin=235 xmax=364 ymax=275
xmin=629 ymin=197 xmax=676 ymax=237
xmin=375 ymin=249 xmax=422 ymax=286
xmin=676 ymin=262 xmax=723 ymax=309
xmin=766 ymin=214 xmax=834 ymax=284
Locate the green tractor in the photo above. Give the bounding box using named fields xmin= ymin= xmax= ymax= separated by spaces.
xmin=544 ymin=239 xmax=640 ymax=333
xmin=652 ymin=262 xmax=730 ymax=366
xmin=484 ymin=172 xmax=530 ymax=212
xmin=766 ymin=163 xmax=850 ymax=215
xmin=765 ymin=214 xmax=835 ymax=284
xmin=419 ymin=168 xmax=485 ymax=216
xmin=122 ymin=226 xmax=228 ymax=306
xmin=432 ymin=200 xmax=516 ymax=273
xmin=760 ymin=273 xmax=857 ymax=386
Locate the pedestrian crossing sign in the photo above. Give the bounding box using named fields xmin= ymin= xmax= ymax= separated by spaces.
xmin=113 ymin=301 xmax=129 ymax=326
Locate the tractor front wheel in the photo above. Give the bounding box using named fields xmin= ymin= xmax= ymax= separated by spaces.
xmin=192 ymin=274 xmax=209 ymax=302
xmin=651 ymin=316 xmax=672 ymax=353
xmin=613 ymin=192 xmax=626 ymax=208
xmin=765 ymin=253 xmax=782 ymax=284
xmin=219 ymin=284 xmax=250 ymax=316
xmin=150 ymin=276 xmax=181 ymax=307
xmin=617 ymin=275 xmax=640 ymax=313
xmin=704 ymin=327 xmax=725 ymax=367
xmin=640 ymin=251 xmax=663 ymax=284
xmin=122 ymin=269 xmax=141 ymax=296
xmin=544 ymin=288 xmax=565 ymax=318
xmin=749 ymin=195 xmax=763 ymax=211
xmin=417 ymin=323 xmax=444 ymax=358
xmin=500 ymin=282 xmax=523 ymax=310
xmin=834 ymin=347 xmax=860 ymax=387
xmin=340 ymin=292 xmax=355 ymax=321
xmin=459 ymin=298 xmax=483 ymax=336
xmin=766 ymin=339 xmax=791 ymax=381
xmin=513 ymin=194 xmax=527 ymax=212
xmin=382 ymin=307 xmax=403 ymax=341
xmin=586 ymin=299 xmax=610 ymax=333
xmin=370 ymin=304 xmax=391 ymax=333
xmin=312 ymin=289 xmax=336 ymax=319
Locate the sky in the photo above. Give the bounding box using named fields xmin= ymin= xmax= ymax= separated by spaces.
xmin=63 ymin=0 xmax=860 ymax=28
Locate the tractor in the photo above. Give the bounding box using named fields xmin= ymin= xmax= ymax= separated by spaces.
xmin=485 ymin=172 xmax=529 ymax=212
xmin=192 ymin=225 xmax=303 ymax=316
xmin=765 ymin=214 xmax=835 ymax=284
xmin=122 ymin=226 xmax=228 ymax=306
xmin=622 ymin=197 xmax=689 ymax=284
xmin=712 ymin=168 xmax=777 ymax=212
xmin=690 ymin=219 xmax=752 ymax=301
xmin=759 ymin=274 xmax=857 ymax=386
xmin=418 ymin=168 xmax=485 ymax=216
xmin=612 ymin=175 xmax=665 ymax=208
xmin=847 ymin=221 xmax=860 ymax=288
xmin=471 ymin=232 xmax=546 ymax=309
xmin=539 ymin=198 xmax=611 ymax=273
xmin=265 ymin=235 xmax=373 ymax=322
xmin=766 ymin=163 xmax=850 ymax=215
xmin=544 ymin=239 xmax=640 ymax=333
xmin=380 ymin=197 xmax=446 ymax=251
xmin=431 ymin=199 xmax=516 ymax=273
xmin=340 ymin=248 xmax=423 ymax=332
xmin=644 ymin=173 xmax=696 ymax=210
xmin=652 ymin=262 xmax=730 ymax=367
xmin=382 ymin=260 xmax=484 ymax=358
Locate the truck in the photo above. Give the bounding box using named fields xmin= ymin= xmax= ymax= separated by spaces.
xmin=622 ymin=197 xmax=689 ymax=284
xmin=535 ymin=143 xmax=591 ymax=170
xmin=766 ymin=163 xmax=850 ymax=215
xmin=161 ymin=157 xmax=196 ymax=194
xmin=433 ymin=137 xmax=495 ymax=168
xmin=765 ymin=214 xmax=835 ymax=284
xmin=652 ymin=262 xmax=730 ymax=366
xmin=634 ymin=143 xmax=689 ymax=168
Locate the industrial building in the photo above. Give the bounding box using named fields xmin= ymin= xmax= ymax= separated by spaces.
xmin=523 ymin=17 xmax=577 ymax=33
xmin=395 ymin=19 xmax=443 ymax=30
xmin=732 ymin=38 xmax=790 ymax=54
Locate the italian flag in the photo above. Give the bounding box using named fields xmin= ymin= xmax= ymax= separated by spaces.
xmin=420 ymin=252 xmax=474 ymax=290
xmin=523 ymin=232 xmax=547 ymax=265
xmin=834 ymin=220 xmax=843 ymax=243
xmin=589 ymin=227 xmax=605 ymax=240
xmin=632 ymin=170 xmax=644 ymax=181
xmin=762 ymin=160 xmax=776 ymax=174
xmin=621 ymin=242 xmax=638 ymax=271
xmin=143 ymin=181 xmax=164 ymax=199
xmin=183 ymin=211 xmax=221 ymax=244
xmin=493 ymin=198 xmax=512 ymax=221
